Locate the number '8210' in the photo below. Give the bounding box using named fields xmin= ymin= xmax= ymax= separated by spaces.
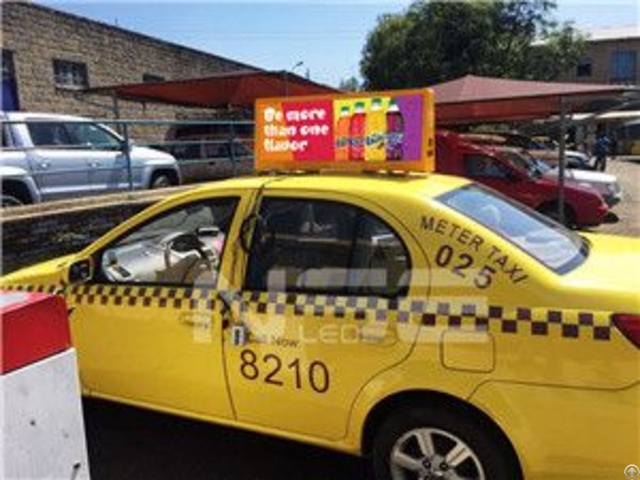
xmin=239 ymin=349 xmax=330 ymax=394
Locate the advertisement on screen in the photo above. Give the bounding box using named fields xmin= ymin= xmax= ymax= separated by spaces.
xmin=255 ymin=88 xmax=435 ymax=172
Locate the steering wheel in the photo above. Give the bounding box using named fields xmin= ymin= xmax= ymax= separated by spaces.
xmin=161 ymin=231 xmax=219 ymax=273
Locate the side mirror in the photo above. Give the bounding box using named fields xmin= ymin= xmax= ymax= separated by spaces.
xmin=120 ymin=139 xmax=131 ymax=154
xmin=68 ymin=258 xmax=93 ymax=284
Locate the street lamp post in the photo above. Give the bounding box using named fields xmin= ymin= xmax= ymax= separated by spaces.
xmin=283 ymin=61 xmax=305 ymax=97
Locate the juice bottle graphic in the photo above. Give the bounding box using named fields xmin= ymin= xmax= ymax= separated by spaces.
xmin=386 ymin=99 xmax=405 ymax=160
xmin=349 ymin=101 xmax=366 ymax=161
xmin=365 ymin=97 xmax=386 ymax=162
xmin=335 ymin=106 xmax=351 ymax=161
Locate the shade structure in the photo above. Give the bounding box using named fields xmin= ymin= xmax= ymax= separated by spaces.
xmin=87 ymin=70 xmax=339 ymax=109
xmin=433 ymin=75 xmax=634 ymax=125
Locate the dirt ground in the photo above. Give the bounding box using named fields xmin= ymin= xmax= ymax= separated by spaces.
xmin=596 ymin=156 xmax=640 ymax=237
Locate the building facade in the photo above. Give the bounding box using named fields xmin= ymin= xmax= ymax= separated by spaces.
xmin=0 ymin=1 xmax=258 ymax=126
xmin=558 ymin=26 xmax=639 ymax=85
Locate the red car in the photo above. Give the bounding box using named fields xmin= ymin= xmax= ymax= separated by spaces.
xmin=435 ymin=131 xmax=609 ymax=227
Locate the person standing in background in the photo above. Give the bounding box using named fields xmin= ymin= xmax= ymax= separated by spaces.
xmin=593 ymin=132 xmax=611 ymax=171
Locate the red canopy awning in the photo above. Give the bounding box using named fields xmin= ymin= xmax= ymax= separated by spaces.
xmin=87 ymin=70 xmax=339 ymax=109
xmin=433 ymin=75 xmax=635 ymax=125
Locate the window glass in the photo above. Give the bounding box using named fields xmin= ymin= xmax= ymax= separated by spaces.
xmin=100 ymin=198 xmax=238 ymax=285
xmin=576 ymin=59 xmax=592 ymax=77
xmin=350 ymin=213 xmax=410 ymax=297
xmin=245 ymin=198 xmax=410 ymax=296
xmin=611 ymin=50 xmax=637 ymax=83
xmin=53 ymin=59 xmax=89 ymax=88
xmin=65 ymin=123 xmax=121 ymax=150
xmin=438 ymin=185 xmax=588 ymax=273
xmin=28 ymin=122 xmax=73 ymax=147
xmin=463 ymin=154 xmax=509 ymax=179
xmin=233 ymin=141 xmax=252 ymax=157
xmin=1 ymin=124 xmax=9 ymax=148
xmin=172 ymin=142 xmax=202 ymax=161
xmin=143 ymin=73 xmax=165 ymax=83
xmin=205 ymin=141 xmax=230 ymax=159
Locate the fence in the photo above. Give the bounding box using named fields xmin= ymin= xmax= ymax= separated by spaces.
xmin=1 ymin=117 xmax=256 ymax=206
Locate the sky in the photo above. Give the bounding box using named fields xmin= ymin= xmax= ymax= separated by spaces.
xmin=39 ymin=0 xmax=640 ymax=87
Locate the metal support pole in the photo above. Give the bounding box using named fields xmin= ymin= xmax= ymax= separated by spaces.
xmin=122 ymin=122 xmax=134 ymax=192
xmin=229 ymin=121 xmax=237 ymax=177
xmin=283 ymin=70 xmax=289 ymax=97
xmin=558 ymin=97 xmax=567 ymax=225
xmin=111 ymin=91 xmax=121 ymax=134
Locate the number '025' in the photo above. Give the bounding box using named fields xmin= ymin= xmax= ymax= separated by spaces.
xmin=240 ymin=349 xmax=330 ymax=394
xmin=435 ymin=245 xmax=496 ymax=289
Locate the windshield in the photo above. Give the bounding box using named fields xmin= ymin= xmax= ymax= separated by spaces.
xmin=496 ymin=150 xmax=549 ymax=177
xmin=438 ymin=185 xmax=588 ymax=273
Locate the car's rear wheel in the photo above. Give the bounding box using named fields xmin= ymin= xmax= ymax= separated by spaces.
xmin=1 ymin=182 xmax=32 ymax=208
xmin=538 ymin=202 xmax=576 ymax=227
xmin=372 ymin=406 xmax=520 ymax=480
xmin=150 ymin=172 xmax=177 ymax=189
xmin=1 ymin=194 xmax=24 ymax=207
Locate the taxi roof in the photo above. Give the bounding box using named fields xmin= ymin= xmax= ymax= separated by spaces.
xmin=185 ymin=171 xmax=470 ymax=201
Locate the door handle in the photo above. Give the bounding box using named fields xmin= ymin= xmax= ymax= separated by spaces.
xmin=88 ymin=161 xmax=101 ymax=168
xmin=38 ymin=161 xmax=51 ymax=169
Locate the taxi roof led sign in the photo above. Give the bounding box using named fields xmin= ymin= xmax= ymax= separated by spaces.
xmin=255 ymin=88 xmax=435 ymax=173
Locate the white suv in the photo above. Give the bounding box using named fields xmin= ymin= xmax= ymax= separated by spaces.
xmin=0 ymin=112 xmax=180 ymax=206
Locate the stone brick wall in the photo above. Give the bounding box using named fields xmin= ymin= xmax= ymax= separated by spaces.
xmin=0 ymin=1 xmax=258 ymax=140
xmin=0 ymin=185 xmax=194 ymax=274
xmin=1 ymin=202 xmax=150 ymax=274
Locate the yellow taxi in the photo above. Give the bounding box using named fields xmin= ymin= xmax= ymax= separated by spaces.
xmin=2 ymin=172 xmax=639 ymax=480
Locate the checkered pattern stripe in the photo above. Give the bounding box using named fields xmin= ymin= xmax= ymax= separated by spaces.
xmin=4 ymin=283 xmax=220 ymax=311
xmin=2 ymin=283 xmax=612 ymax=341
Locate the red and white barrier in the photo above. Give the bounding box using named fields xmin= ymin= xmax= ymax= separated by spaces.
xmin=1 ymin=291 xmax=90 ymax=480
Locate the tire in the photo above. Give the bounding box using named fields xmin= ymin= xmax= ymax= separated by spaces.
xmin=1 ymin=194 xmax=24 ymax=208
xmin=150 ymin=172 xmax=176 ymax=189
xmin=539 ymin=202 xmax=575 ymax=227
xmin=372 ymin=405 xmax=521 ymax=480
xmin=1 ymin=182 xmax=32 ymax=208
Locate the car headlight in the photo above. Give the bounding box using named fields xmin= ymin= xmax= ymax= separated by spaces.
xmin=607 ymin=182 xmax=621 ymax=194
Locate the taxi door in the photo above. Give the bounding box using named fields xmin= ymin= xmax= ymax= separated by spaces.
xmin=223 ymin=191 xmax=428 ymax=440
xmin=69 ymin=192 xmax=251 ymax=419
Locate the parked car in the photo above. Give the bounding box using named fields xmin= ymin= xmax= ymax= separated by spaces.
xmin=165 ymin=120 xmax=255 ymax=151
xmin=156 ymin=136 xmax=253 ymax=183
xmin=465 ymin=131 xmax=593 ymax=170
xmin=0 ymin=112 xmax=180 ymax=207
xmin=495 ymin=146 xmax=623 ymax=207
xmin=436 ymin=131 xmax=609 ymax=227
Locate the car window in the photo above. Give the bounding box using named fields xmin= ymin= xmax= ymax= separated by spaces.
xmin=233 ymin=142 xmax=251 ymax=157
xmin=173 ymin=142 xmax=202 ymax=161
xmin=28 ymin=122 xmax=73 ymax=147
xmin=463 ymin=154 xmax=509 ymax=179
xmin=1 ymin=124 xmax=10 ymax=148
xmin=65 ymin=123 xmax=122 ymax=150
xmin=438 ymin=185 xmax=588 ymax=273
xmin=245 ymin=198 xmax=410 ymax=297
xmin=99 ymin=198 xmax=238 ymax=286
xmin=205 ymin=141 xmax=230 ymax=159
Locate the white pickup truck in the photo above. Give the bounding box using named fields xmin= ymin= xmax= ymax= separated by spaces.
xmin=1 ymin=112 xmax=180 ymax=206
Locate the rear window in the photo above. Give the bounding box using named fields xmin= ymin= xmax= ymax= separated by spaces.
xmin=438 ymin=185 xmax=588 ymax=273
